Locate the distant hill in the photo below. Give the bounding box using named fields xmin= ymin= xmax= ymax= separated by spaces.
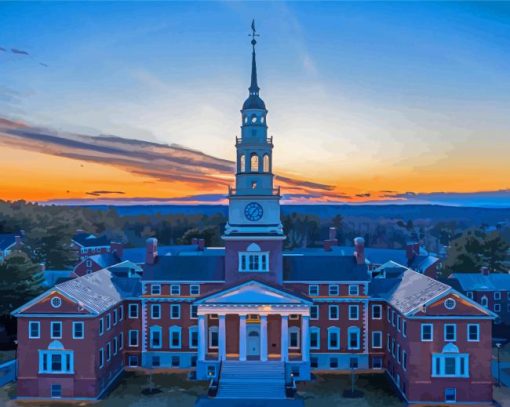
xmin=83 ymin=204 xmax=510 ymax=226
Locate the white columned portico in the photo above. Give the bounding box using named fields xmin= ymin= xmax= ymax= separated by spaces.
xmin=301 ymin=315 xmax=310 ymax=362
xmin=260 ymin=315 xmax=268 ymax=361
xmin=219 ymin=314 xmax=226 ymax=361
xmin=198 ymin=314 xmax=206 ymax=361
xmin=281 ymin=315 xmax=289 ymax=362
xmin=239 ymin=314 xmax=247 ymax=361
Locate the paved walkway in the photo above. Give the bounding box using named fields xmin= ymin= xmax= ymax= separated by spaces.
xmin=195 ymin=397 xmax=304 ymax=407
xmin=492 ymin=361 xmax=510 ymax=387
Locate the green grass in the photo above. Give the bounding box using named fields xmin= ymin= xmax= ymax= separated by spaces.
xmin=297 ymin=373 xmax=403 ymax=407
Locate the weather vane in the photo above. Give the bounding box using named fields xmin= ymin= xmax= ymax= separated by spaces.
xmin=250 ymin=19 xmax=259 ymax=48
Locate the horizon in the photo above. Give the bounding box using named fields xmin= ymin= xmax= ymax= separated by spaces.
xmin=1 ymin=2 xmax=510 ymax=207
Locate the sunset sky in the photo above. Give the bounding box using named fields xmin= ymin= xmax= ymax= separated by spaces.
xmin=1 ymin=2 xmax=509 ymax=206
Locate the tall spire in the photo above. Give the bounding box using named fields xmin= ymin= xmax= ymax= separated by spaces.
xmin=249 ymin=19 xmax=260 ymax=95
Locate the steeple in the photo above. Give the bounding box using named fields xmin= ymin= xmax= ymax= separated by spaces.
xmin=243 ymin=20 xmax=265 ymax=110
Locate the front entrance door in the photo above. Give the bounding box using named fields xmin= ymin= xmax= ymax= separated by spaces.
xmin=247 ymin=326 xmax=260 ymax=358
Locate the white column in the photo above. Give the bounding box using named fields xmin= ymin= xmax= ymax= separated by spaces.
xmin=198 ymin=314 xmax=206 ymax=361
xmin=219 ymin=314 xmax=226 ymax=361
xmin=301 ymin=315 xmax=310 ymax=362
xmin=281 ymin=315 xmax=289 ymax=362
xmin=239 ymin=314 xmax=247 ymax=361
xmin=260 ymin=315 xmax=268 ymax=361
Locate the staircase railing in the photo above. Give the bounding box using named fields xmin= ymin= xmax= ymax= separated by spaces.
xmin=285 ymin=369 xmax=297 ymax=398
xmin=207 ymin=361 xmax=222 ymax=398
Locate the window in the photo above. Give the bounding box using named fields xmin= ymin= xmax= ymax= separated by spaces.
xmin=119 ymin=332 xmax=124 ymax=349
xmin=190 ymin=285 xmax=200 ymax=296
xmin=481 ymin=296 xmax=488 ymax=307
xmin=239 ymin=252 xmax=269 ymax=272
xmin=51 ymin=384 xmax=62 ymax=398
xmin=329 ymin=357 xmax=338 ymax=368
xmin=72 ymin=322 xmax=84 ymax=339
xmin=150 ymin=326 xmax=162 ymax=348
xmin=240 ymin=154 xmax=246 ymax=172
xmin=289 ymin=327 xmax=300 ymax=349
xmin=329 ymin=305 xmax=339 ymax=320
xmin=445 ymin=388 xmax=456 ymax=403
xmin=397 ymin=344 xmax=401 ymax=363
xmin=444 ymin=324 xmax=456 ymax=341
xmin=129 ymin=330 xmax=139 ymax=347
xmin=106 ymin=314 xmax=111 ymax=330
xmin=392 ymin=310 xmax=396 ymax=327
xmin=310 ymin=327 xmax=320 ymax=350
xmin=402 ymin=351 xmax=408 ymax=370
xmin=309 ymin=285 xmax=319 ymax=296
xmin=151 ymin=284 xmax=161 ymax=295
xmin=387 ymin=334 xmax=391 ymax=351
xmin=39 ymin=350 xmax=74 ymax=374
xmin=372 ymin=331 xmax=382 ymax=349
xmin=494 ymin=291 xmax=501 ymax=300
xmin=106 ymin=343 xmax=111 ymax=361
xmin=311 ymin=357 xmax=319 ymax=368
xmin=113 ymin=337 xmax=118 ymax=355
xmin=128 ymin=303 xmax=139 ymax=318
xmin=99 ymin=318 xmax=104 ymax=336
xmin=387 ymin=307 xmax=391 ymax=322
xmin=421 ymin=324 xmax=433 ymax=341
xmin=328 ymin=285 xmax=339 ymax=296
xmin=151 ymin=304 xmax=161 ymax=319
xmin=432 ymin=344 xmax=469 ymax=378
xmin=250 ymin=153 xmax=259 ymax=172
xmin=190 ymin=305 xmax=198 ymax=319
xmin=348 ymin=285 xmax=359 ymax=296
xmin=169 ymin=326 xmax=182 ymax=349
xmin=263 ymin=154 xmax=270 ymax=172
xmin=310 ymin=305 xmax=319 ymax=320
xmin=467 ymin=291 xmax=473 ymax=299
xmin=171 ymin=285 xmax=181 ymax=295
xmin=209 ymin=326 xmax=219 ymax=349
xmin=348 ymin=327 xmax=360 ymax=350
xmin=444 ymin=298 xmax=456 ymax=310
xmin=29 ymin=321 xmax=40 ymax=339
xmin=119 ymin=306 xmax=123 ymax=321
xmin=50 ymin=297 xmax=62 ymax=308
xmin=402 ymin=320 xmax=407 ymax=337
xmin=373 ymin=356 xmax=383 ymax=369
xmin=99 ymin=348 xmax=104 ymax=368
xmin=128 ymin=355 xmax=139 ymax=367
xmin=348 ymin=305 xmax=359 ymax=320
xmin=51 ymin=322 xmax=62 ymax=339
xmin=189 ymin=326 xmax=198 ymax=348
xmin=170 ymin=304 xmax=181 ymax=319
xmin=372 ymin=304 xmax=382 ymax=319
xmin=349 ymin=357 xmax=359 ymax=368
xmin=113 ymin=309 xmax=118 ymax=325
xmin=467 ymin=324 xmax=480 ymax=342
xmin=495 ymin=304 xmax=501 ymax=312
xmin=396 ymin=315 xmax=401 ymax=332
xmin=328 ymin=327 xmax=340 ymax=350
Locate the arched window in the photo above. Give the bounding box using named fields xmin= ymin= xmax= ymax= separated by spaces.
xmin=481 ymin=296 xmax=488 ymax=307
xmin=327 ymin=327 xmax=340 ymax=350
xmin=263 ymin=154 xmax=270 ymax=172
xmin=250 ymin=153 xmax=259 ymax=173
xmin=247 ymin=243 xmax=261 ymax=252
xmin=169 ymin=326 xmax=182 ymax=349
xmin=348 ymin=326 xmax=360 ymax=350
xmin=251 ymin=114 xmax=257 ymax=124
xmin=150 ymin=325 xmax=162 ymax=349
xmin=240 ymin=154 xmax=246 ymax=172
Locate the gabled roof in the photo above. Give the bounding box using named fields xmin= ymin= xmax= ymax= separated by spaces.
xmin=0 ymin=233 xmax=17 ymax=251
xmin=86 ymin=253 xmax=121 ymax=268
xmin=283 ymin=255 xmax=369 ymax=282
xmin=450 ymin=272 xmax=510 ymax=291
xmin=142 ymin=254 xmax=225 ymax=281
xmin=195 ymin=280 xmax=312 ymax=305
xmin=72 ymin=232 xmax=110 ymax=248
xmin=369 ymin=262 xmax=451 ymax=315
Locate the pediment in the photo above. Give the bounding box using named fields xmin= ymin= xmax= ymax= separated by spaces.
xmin=197 ymin=280 xmax=310 ymax=305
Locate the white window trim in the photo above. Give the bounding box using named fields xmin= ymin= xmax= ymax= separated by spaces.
xmin=348 ymin=285 xmax=359 ymax=296
xmin=72 ymin=321 xmax=84 ymax=339
xmin=169 ymin=326 xmax=182 ymax=349
xmin=106 ymin=342 xmax=111 ymax=361
xmin=171 ymin=285 xmax=181 ymax=296
xmin=467 ymin=324 xmax=480 ymax=342
xmin=310 ymin=305 xmax=319 ymax=320
xmin=128 ymin=330 xmax=139 ymax=347
xmin=190 ymin=305 xmax=198 ymax=319
xmin=348 ymin=305 xmax=359 ymax=320
xmin=372 ymin=331 xmax=382 ymax=349
xmin=310 ymin=327 xmax=320 ymax=350
xmin=29 ymin=321 xmax=40 ymax=339
xmin=99 ymin=317 xmax=104 ymax=336
xmin=151 ymin=284 xmax=161 ymax=295
xmin=347 ymin=326 xmax=360 ymax=350
xmin=402 ymin=320 xmax=407 ymax=338
xmin=151 ymin=304 xmax=161 ymax=319
xmin=128 ymin=303 xmax=139 ymax=319
xmin=309 ymin=285 xmax=319 ymax=296
xmin=119 ymin=306 xmax=124 ymax=321
xmin=444 ymin=324 xmax=457 ymax=342
xmin=106 ymin=314 xmax=111 ymax=330
xmin=189 ymin=326 xmax=198 ymax=349
xmin=432 ymin=353 xmax=469 ymax=378
xmin=329 ymin=305 xmax=339 ymax=320
xmin=328 ymin=284 xmax=339 ymax=296
xmin=372 ymin=304 xmax=382 ymax=320
xmin=421 ymin=323 xmax=433 ymax=342
xmin=38 ymin=350 xmax=74 ymax=374
xmin=170 ymin=304 xmax=181 ymax=320
xmin=238 ymin=252 xmax=270 ymax=272
xmin=190 ymin=285 xmax=200 ymax=296
xmin=119 ymin=332 xmax=124 ymax=350
xmin=99 ymin=348 xmax=104 ymax=369
xmin=327 ymin=327 xmax=340 ymax=350
xmin=209 ymin=326 xmax=219 ymax=349
xmin=150 ymin=326 xmax=162 ymax=349
xmin=51 ymin=321 xmax=62 ymax=339
xmin=495 ymin=304 xmax=501 ymax=312
xmin=494 ymin=291 xmax=501 ymax=300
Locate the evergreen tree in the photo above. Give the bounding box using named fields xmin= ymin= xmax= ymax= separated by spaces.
xmin=0 ymin=252 xmax=45 ymax=315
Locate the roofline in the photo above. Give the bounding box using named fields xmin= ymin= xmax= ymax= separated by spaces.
xmin=283 ymin=280 xmax=370 ymax=284
xmin=141 ymin=280 xmax=226 ymax=284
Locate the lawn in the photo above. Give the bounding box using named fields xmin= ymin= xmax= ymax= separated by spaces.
xmin=297 ymin=373 xmax=403 ymax=407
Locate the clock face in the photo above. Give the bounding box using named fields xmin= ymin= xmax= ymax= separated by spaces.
xmin=244 ymin=202 xmax=263 ymax=221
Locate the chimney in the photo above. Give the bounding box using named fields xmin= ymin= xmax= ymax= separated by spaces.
xmin=481 ymin=266 xmax=490 ymax=276
xmin=198 ymin=238 xmax=205 ymax=251
xmin=110 ymin=242 xmax=124 ymax=258
xmin=354 ymin=237 xmax=365 ymax=265
xmin=323 ymin=226 xmax=338 ymax=251
xmin=145 ymin=238 xmax=158 ymax=265
xmin=406 ymin=241 xmax=419 ymax=264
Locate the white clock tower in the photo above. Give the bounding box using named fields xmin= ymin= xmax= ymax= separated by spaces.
xmin=224 ymin=23 xmax=284 ymax=239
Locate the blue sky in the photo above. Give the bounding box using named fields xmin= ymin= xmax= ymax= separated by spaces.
xmin=1 ymin=1 xmax=509 ymax=205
